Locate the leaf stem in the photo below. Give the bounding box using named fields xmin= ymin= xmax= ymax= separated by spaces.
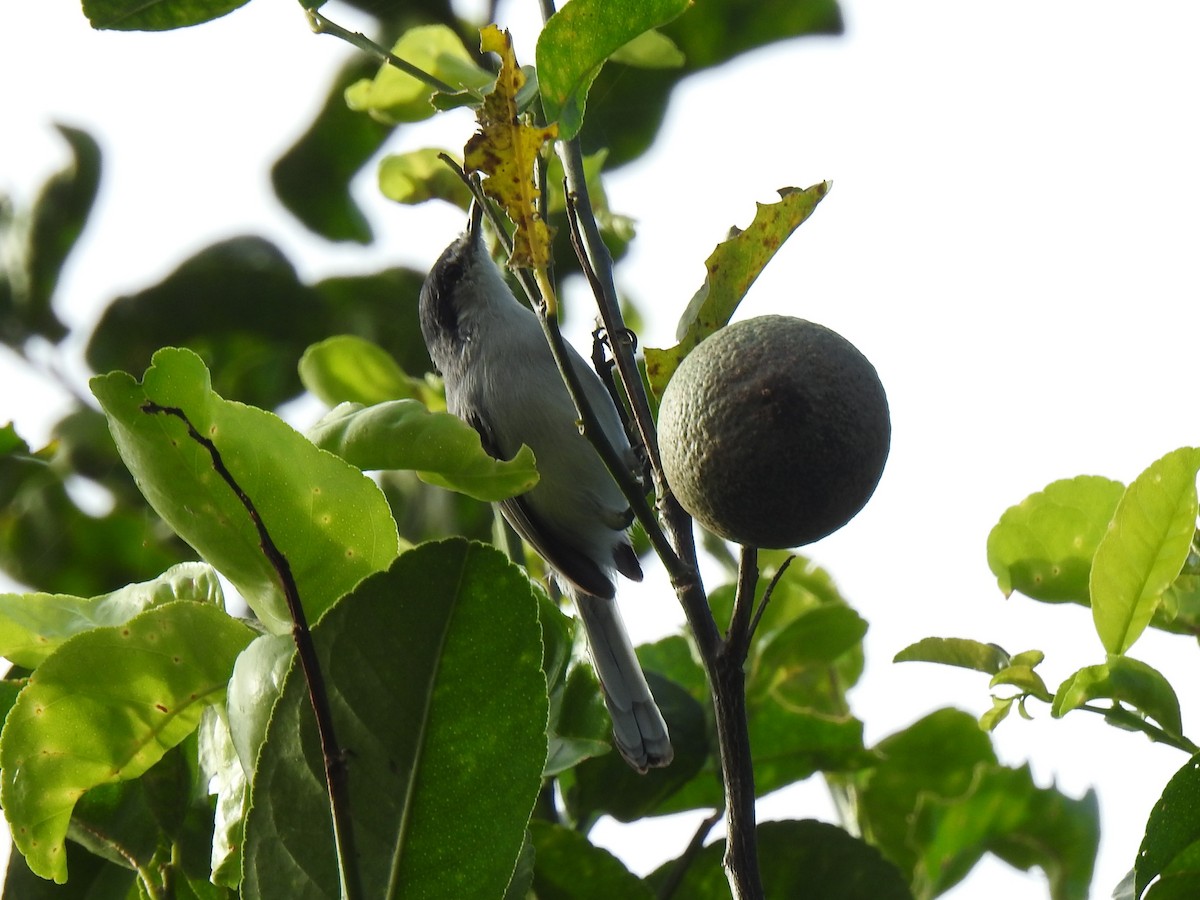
xmin=141 ymin=402 xmax=363 ymax=900
xmin=1078 ymin=702 xmax=1200 ymax=754
xmin=306 ymin=9 xmax=456 ymax=94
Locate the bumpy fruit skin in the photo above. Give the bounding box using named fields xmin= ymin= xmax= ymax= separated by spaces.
xmin=658 ymin=315 xmax=890 ymax=548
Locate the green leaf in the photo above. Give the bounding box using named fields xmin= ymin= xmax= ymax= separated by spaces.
xmin=0 ymin=561 xmax=222 ymax=667
xmin=529 ymin=822 xmax=655 ymax=900
xmin=1052 ymin=656 xmax=1183 ymax=738
xmin=271 ymin=55 xmax=393 ymax=244
xmin=750 ymin=603 xmax=867 ymax=713
xmin=609 ymin=30 xmax=685 ymax=68
xmin=647 ymin=819 xmax=912 ymax=899
xmin=81 ymin=0 xmax=248 ymax=30
xmin=564 ymin=672 xmax=708 ymax=822
xmin=911 ymin=765 xmax=1099 ymax=899
xmin=3 ymin=839 xmax=137 ymax=898
xmin=0 ymin=601 xmax=255 ymax=883
xmin=1138 ymin=754 xmax=1200 ymax=898
xmin=242 ymin=540 xmax=548 ymax=899
xmin=225 ymin=633 xmax=294 ymax=778
xmin=345 ymin=26 xmax=492 ymax=124
xmin=307 ymin=400 xmax=540 ymax=503
xmin=299 ymin=335 xmax=418 ymax=407
xmin=989 ymin=664 xmax=1053 ymax=703
xmin=1091 ymin=447 xmax=1200 ymax=654
xmin=644 ymin=184 xmax=831 ymax=397
xmin=986 ymin=475 xmax=1125 ymax=603
xmin=894 ymin=637 xmax=1012 ymax=675
xmin=85 ymin=237 xmax=332 ymax=409
xmin=313 ymin=267 xmax=433 ymax=378
xmin=91 ymin=348 xmax=400 ymax=633
xmin=198 ymin=707 xmax=247 ymax=888
xmin=857 ymin=709 xmax=997 ymax=879
xmin=17 ymin=125 xmax=100 ymax=345
xmin=378 ymin=148 xmax=475 ymax=207
xmin=536 ymin=0 xmax=692 ymax=139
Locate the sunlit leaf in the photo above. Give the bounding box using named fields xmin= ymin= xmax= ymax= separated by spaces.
xmin=986 ymin=475 xmax=1125 ymax=603
xmin=0 ymin=602 xmax=254 ymax=883
xmin=299 ymin=335 xmax=419 ymax=407
xmin=894 ymin=637 xmax=1011 ymax=675
xmin=91 ymin=348 xmax=400 ymax=633
xmin=989 ymin=665 xmax=1053 ymax=703
xmin=345 ymin=26 xmax=491 ymax=124
xmin=609 ymin=30 xmax=685 ymax=69
xmin=1091 ymin=448 xmax=1200 ymax=655
xmin=242 ymin=540 xmax=547 ymax=898
xmin=645 ymin=184 xmax=831 ymax=397
xmin=537 ymin=0 xmax=691 ymax=139
xmin=377 ymin=148 xmax=473 ymax=207
xmin=1052 ymin=656 xmax=1183 ymax=738
xmin=0 ymin=561 xmax=222 ymax=668
xmin=307 ymin=399 xmax=539 ymax=502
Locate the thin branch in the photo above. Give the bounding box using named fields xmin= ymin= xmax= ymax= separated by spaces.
xmin=1079 ymin=703 xmax=1200 ymax=754
xmin=306 ymin=9 xmax=457 ymax=94
xmin=728 ymin=546 xmax=759 ymax=648
xmin=746 ymin=555 xmax=796 ymax=645
xmin=141 ymin=403 xmax=362 ymax=900
xmin=657 ymin=808 xmax=724 ymax=900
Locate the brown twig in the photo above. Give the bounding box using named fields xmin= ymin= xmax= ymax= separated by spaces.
xmin=141 ymin=402 xmax=362 ymax=900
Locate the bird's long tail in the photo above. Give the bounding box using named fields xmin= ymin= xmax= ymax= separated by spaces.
xmin=572 ymin=591 xmax=673 ymax=772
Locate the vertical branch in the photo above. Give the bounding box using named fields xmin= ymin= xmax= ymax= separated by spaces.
xmin=141 ymin=403 xmax=362 ymax=900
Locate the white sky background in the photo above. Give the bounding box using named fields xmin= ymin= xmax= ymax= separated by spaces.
xmin=4 ymin=1 xmax=1200 ymax=897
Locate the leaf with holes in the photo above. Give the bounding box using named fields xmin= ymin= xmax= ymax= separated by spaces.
xmin=0 ymin=601 xmax=254 ymax=883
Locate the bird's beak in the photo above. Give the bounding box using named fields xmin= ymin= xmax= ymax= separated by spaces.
xmin=466 ymin=199 xmax=485 ymax=244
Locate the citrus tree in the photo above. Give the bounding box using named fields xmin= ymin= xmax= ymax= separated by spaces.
xmin=0 ymin=0 xmax=1140 ymax=897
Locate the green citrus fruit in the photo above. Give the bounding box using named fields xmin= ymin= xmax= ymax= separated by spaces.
xmin=658 ymin=315 xmax=890 ymax=548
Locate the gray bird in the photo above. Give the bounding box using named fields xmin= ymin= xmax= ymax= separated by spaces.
xmin=418 ymin=203 xmax=673 ymax=771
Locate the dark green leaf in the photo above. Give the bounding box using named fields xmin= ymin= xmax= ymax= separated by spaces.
xmin=912 ymin=764 xmax=1099 ymax=899
xmin=1091 ymin=447 xmax=1200 ymax=655
xmin=537 ymin=0 xmax=692 ymax=139
xmin=3 ymin=840 xmax=137 ymax=899
xmin=0 ymin=602 xmax=255 ymax=883
xmin=647 ymin=819 xmax=911 ymax=899
xmin=272 ymin=55 xmax=393 ymax=243
xmin=86 ymin=237 xmax=331 ymax=409
xmin=91 ymin=348 xmax=400 ymax=633
xmin=857 ymin=708 xmax=997 ymax=879
xmin=82 ymin=0 xmax=249 ymax=31
xmin=529 ymin=822 xmax=654 ymax=900
xmin=986 ymin=475 xmax=1124 ymax=604
xmin=565 ymin=672 xmax=708 ymax=822
xmin=242 ymin=540 xmax=548 ymax=899
xmin=307 ymin=399 xmax=539 ymax=502
xmin=17 ymin=125 xmax=101 ymax=345
xmin=313 ymin=267 xmax=433 ymax=377
xmin=1052 ymin=656 xmax=1183 ymax=739
xmin=894 ymin=637 xmax=1012 ymax=675
xmin=1137 ymin=754 xmax=1200 ymax=897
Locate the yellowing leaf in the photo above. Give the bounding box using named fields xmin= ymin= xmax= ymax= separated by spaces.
xmin=464 ymin=25 xmax=557 ymax=270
